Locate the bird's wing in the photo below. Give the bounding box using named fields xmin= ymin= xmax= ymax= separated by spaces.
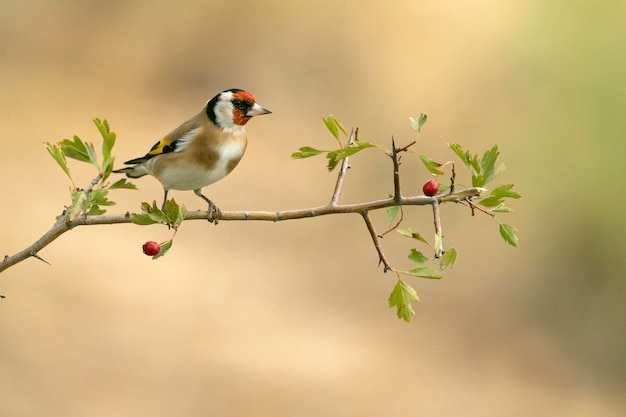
xmin=123 ymin=115 xmax=203 ymax=165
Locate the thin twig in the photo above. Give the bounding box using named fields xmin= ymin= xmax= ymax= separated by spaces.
xmin=329 ymin=128 xmax=357 ymax=206
xmin=395 ymin=140 xmax=416 ymax=153
xmin=378 ymin=206 xmax=404 ymax=238
xmin=465 ymin=197 xmax=495 ymax=217
xmin=361 ymin=211 xmax=393 ymax=272
xmin=449 ymin=163 xmax=456 ymax=195
xmin=390 ymin=137 xmax=401 ymax=201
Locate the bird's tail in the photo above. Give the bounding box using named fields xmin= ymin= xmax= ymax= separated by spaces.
xmin=112 ymin=164 xmax=149 ymax=178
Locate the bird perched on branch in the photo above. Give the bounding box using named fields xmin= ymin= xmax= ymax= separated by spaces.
xmin=114 ymin=89 xmax=271 ymax=223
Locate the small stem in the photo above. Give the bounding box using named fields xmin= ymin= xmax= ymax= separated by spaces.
xmin=378 ymin=206 xmax=404 ymax=238
xmin=465 ymin=198 xmax=495 ymax=217
xmin=390 ymin=137 xmax=401 ymax=201
xmin=449 ymin=163 xmax=456 ymax=195
xmin=361 ymin=211 xmax=393 ymax=272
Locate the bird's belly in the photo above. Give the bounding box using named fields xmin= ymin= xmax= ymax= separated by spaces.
xmin=156 ymin=164 xmax=231 ymax=191
xmin=152 ymin=140 xmax=246 ymax=191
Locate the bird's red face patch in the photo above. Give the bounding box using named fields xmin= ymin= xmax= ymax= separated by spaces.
xmin=231 ymin=91 xmax=257 ymax=126
xmin=232 ymin=109 xmax=249 ymax=126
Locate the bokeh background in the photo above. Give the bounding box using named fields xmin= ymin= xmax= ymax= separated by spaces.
xmin=1 ymin=1 xmax=625 ymax=415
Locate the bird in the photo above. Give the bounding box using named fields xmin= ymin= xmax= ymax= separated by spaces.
xmin=113 ymin=88 xmax=271 ymax=223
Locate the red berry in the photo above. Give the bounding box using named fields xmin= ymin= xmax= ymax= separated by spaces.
xmin=142 ymin=241 xmax=161 ymax=256
xmin=422 ymin=179 xmax=439 ymax=196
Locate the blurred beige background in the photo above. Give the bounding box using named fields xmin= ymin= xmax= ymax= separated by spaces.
xmin=1 ymin=0 xmax=625 ymax=415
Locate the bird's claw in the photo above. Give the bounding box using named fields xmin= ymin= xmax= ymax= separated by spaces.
xmin=207 ymin=202 xmax=221 ymax=224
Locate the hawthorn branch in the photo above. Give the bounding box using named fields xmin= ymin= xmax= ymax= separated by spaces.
xmin=0 ymin=189 xmax=484 ymax=274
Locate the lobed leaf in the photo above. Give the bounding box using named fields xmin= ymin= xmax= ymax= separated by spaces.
xmin=448 ymin=143 xmax=472 ymax=168
xmin=408 ymin=249 xmax=429 ymax=264
xmin=388 ymin=278 xmax=419 ymax=322
xmin=109 ymin=178 xmax=137 ymax=190
xmin=397 ymin=228 xmax=431 ymax=246
xmin=164 ymin=198 xmax=187 ymax=227
xmin=94 ymin=118 xmax=116 ymax=162
xmin=490 ymin=184 xmax=521 ymax=199
xmin=59 ymin=135 xmax=98 ymax=167
xmin=480 ymin=145 xmax=500 ymax=185
xmin=478 ymin=196 xmax=504 ymax=207
xmin=291 ymin=146 xmax=325 ymax=159
xmin=490 ymin=204 xmax=513 ymax=213
xmin=439 ymin=248 xmax=457 ymax=269
xmin=419 ymin=155 xmax=445 ymax=175
xmin=406 ymin=266 xmax=443 ymax=279
xmin=152 ymin=239 xmax=173 ymax=260
xmin=326 ymin=141 xmax=381 ymax=171
xmin=45 ymin=142 xmax=73 ymax=181
xmin=322 ymin=115 xmax=347 ymax=142
xmin=409 ymin=113 xmax=428 ymax=133
xmin=132 ymin=214 xmax=159 ymax=225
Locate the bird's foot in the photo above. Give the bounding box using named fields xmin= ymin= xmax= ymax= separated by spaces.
xmin=206 ymin=201 xmax=221 ymax=224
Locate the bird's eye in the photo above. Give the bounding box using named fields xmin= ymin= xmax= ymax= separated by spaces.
xmin=232 ymin=99 xmax=246 ymax=109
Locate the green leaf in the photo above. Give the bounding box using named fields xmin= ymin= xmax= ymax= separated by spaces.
xmin=499 ymin=223 xmax=519 ymax=247
xmin=59 ymin=135 xmax=98 ymax=167
xmin=448 ymin=143 xmax=472 ymax=168
xmin=101 ymin=156 xmax=115 ymax=182
xmin=45 ymin=142 xmax=73 ymax=182
xmin=87 ymin=205 xmax=106 ymax=216
xmin=163 ymin=198 xmax=187 ymax=227
xmin=419 ymin=155 xmax=445 ymax=175
xmin=409 ymin=113 xmax=428 ymax=133
xmin=135 ymin=201 xmax=169 ymax=224
xmin=490 ymin=204 xmax=513 ymax=213
xmin=94 ymin=118 xmax=116 ymax=162
xmin=109 ymin=178 xmax=137 ymax=190
xmin=177 ymin=204 xmax=188 ymax=225
xmin=322 ymin=115 xmax=347 ymax=142
xmin=478 ymin=196 xmax=504 ymax=207
xmin=490 ymin=184 xmax=521 ymax=199
xmin=406 ymin=266 xmax=443 ymax=279
xmin=132 ymin=214 xmax=159 ymax=225
xmin=326 ymin=141 xmax=381 ymax=171
xmin=439 ymin=248 xmax=457 ymax=269
xmin=152 ymin=239 xmax=173 ymax=260
xmin=480 ymin=145 xmax=500 ymax=185
xmin=408 ymin=249 xmax=429 ymax=264
xmin=388 ymin=278 xmax=419 ymax=322
xmin=397 ymin=228 xmax=430 ymax=246
xmin=291 ymin=146 xmax=326 ymax=159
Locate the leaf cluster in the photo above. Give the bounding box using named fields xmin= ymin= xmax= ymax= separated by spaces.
xmin=131 ymin=199 xmax=187 ymax=259
xmin=132 ymin=199 xmax=187 ymax=229
xmin=45 ymin=118 xmax=136 ymax=219
xmin=291 ymin=115 xmax=387 ymax=171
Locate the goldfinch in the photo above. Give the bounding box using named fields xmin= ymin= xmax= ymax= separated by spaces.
xmin=114 ymin=89 xmax=271 ymax=223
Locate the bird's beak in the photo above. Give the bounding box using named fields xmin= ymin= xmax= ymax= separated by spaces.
xmin=246 ymin=103 xmax=272 ymax=117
